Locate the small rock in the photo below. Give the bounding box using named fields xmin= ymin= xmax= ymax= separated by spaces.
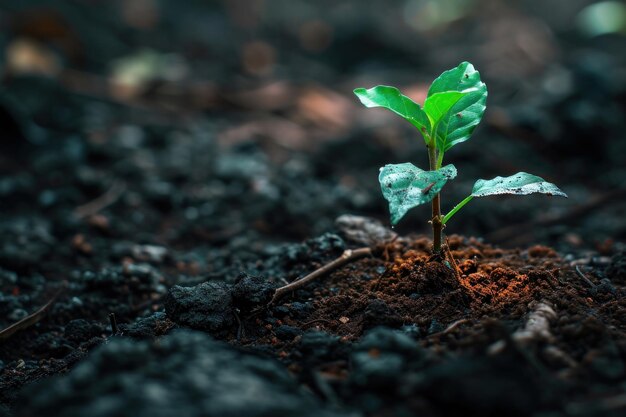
xmin=131 ymin=244 xmax=169 ymax=263
xmin=335 ymin=214 xmax=397 ymax=245
xmin=287 ymin=301 xmax=313 ymax=319
xmin=275 ymin=325 xmax=302 ymax=341
xmin=164 ymin=281 xmax=235 ymax=334
xmin=300 ymin=331 xmax=344 ymax=361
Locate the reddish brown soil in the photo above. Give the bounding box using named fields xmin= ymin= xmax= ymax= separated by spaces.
xmin=244 ymin=235 xmax=624 ymax=385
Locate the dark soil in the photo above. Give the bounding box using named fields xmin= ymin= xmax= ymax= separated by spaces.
xmin=3 ymin=230 xmax=625 ymax=417
xmin=1 ymin=1 xmax=625 ymax=417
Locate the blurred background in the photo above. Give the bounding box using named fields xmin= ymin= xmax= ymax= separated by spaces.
xmin=0 ymin=0 xmax=625 ymax=265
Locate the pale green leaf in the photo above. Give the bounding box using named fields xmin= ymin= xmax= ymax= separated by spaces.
xmin=472 ymin=172 xmax=568 ymax=198
xmin=354 ymin=86 xmax=431 ymax=142
xmin=379 ymin=164 xmax=457 ymax=225
xmin=428 ymin=61 xmax=487 ymax=151
xmin=423 ymin=91 xmax=468 ymax=127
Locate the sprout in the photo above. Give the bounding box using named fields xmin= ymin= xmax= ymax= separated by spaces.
xmin=354 ymin=62 xmax=567 ymax=253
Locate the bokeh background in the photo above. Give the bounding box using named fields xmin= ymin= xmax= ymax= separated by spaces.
xmin=0 ymin=0 xmax=625 ymax=263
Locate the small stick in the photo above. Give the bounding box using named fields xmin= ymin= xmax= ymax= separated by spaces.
xmin=108 ymin=313 xmax=119 ymax=335
xmin=574 ymin=265 xmax=596 ymax=288
xmin=269 ymin=247 xmax=372 ymax=305
xmin=442 ymin=318 xmax=469 ymax=335
xmin=74 ymin=181 xmax=126 ymax=219
xmin=233 ymin=310 xmax=244 ymax=341
xmin=0 ymin=283 xmax=66 ymax=341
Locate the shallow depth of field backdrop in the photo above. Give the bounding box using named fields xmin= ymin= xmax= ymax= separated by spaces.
xmin=0 ymin=1 xmax=625 ymax=416
xmin=1 ymin=0 xmax=625 ymax=249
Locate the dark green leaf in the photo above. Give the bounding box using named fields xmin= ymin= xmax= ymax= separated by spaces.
xmin=428 ymin=61 xmax=487 ymax=151
xmin=354 ymin=86 xmax=431 ymax=141
xmin=471 ymin=172 xmax=568 ymax=198
xmin=379 ymin=164 xmax=457 ymax=225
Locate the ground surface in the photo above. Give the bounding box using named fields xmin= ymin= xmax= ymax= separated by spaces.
xmin=0 ymin=1 xmax=625 ymax=416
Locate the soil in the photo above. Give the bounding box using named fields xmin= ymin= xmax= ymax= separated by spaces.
xmin=3 ymin=229 xmax=626 ymax=417
xmin=1 ymin=1 xmax=626 ymax=417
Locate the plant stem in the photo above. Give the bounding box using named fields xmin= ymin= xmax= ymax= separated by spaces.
xmin=436 ymin=150 xmax=444 ymax=170
xmin=442 ymin=195 xmax=473 ymax=225
xmin=428 ymin=144 xmax=443 ymax=253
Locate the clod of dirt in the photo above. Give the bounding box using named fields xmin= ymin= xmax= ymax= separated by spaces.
xmin=274 ymin=325 xmax=303 ymax=341
xmin=17 ymin=331 xmax=352 ymax=417
xmin=285 ymin=233 xmax=345 ymax=264
xmin=232 ymin=273 xmax=276 ymax=312
xmin=349 ymin=327 xmax=425 ymax=390
xmin=120 ymin=312 xmax=175 ymax=339
xmin=164 ymin=282 xmax=234 ymax=335
xmin=64 ymin=319 xmax=105 ymax=344
xmin=81 ymin=264 xmax=164 ymax=296
xmin=299 ymin=331 xmax=347 ymax=363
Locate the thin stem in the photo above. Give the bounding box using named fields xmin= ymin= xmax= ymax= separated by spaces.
xmin=428 ymin=145 xmax=442 ymax=253
xmin=442 ymin=195 xmax=473 ymax=225
xmin=436 ymin=150 xmax=444 ymax=170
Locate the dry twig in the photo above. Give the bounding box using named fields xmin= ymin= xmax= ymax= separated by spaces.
xmin=574 ymin=265 xmax=596 ymax=288
xmin=269 ymin=247 xmax=372 ymax=305
xmin=74 ymin=181 xmax=126 ymax=219
xmin=0 ymin=283 xmax=66 ymax=341
xmin=429 ymin=318 xmax=470 ymax=337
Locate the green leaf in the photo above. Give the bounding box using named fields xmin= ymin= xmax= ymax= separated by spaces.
xmin=471 ymin=172 xmax=568 ymax=198
xmin=423 ymin=91 xmax=468 ymax=127
xmin=428 ymin=61 xmax=487 ymax=151
xmin=379 ymin=164 xmax=457 ymax=225
xmin=354 ymin=86 xmax=431 ymax=142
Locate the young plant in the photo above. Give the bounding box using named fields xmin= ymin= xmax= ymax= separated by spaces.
xmin=354 ymin=61 xmax=567 ymax=253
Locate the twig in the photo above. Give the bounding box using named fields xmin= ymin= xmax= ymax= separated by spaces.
xmin=574 ymin=265 xmax=596 ymax=288
xmin=431 ymin=319 xmax=469 ymax=336
xmin=512 ymin=301 xmax=557 ymax=344
xmin=108 ymin=313 xmax=118 ymax=335
xmin=269 ymin=247 xmax=372 ymax=305
xmin=233 ymin=310 xmax=244 ymax=341
xmin=74 ymin=181 xmax=126 ymax=219
xmin=488 ymin=302 xmax=555 ymax=377
xmin=0 ymin=283 xmax=66 ymax=341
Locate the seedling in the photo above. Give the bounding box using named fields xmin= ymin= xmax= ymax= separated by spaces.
xmin=354 ymin=61 xmax=567 ymax=253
